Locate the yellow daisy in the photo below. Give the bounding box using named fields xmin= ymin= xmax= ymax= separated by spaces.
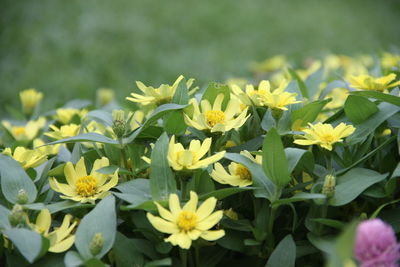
xmin=146 ymin=191 xmax=225 ymax=249
xmin=19 ymin=88 xmax=43 ymax=115
xmin=184 ymin=93 xmax=249 ymax=133
xmin=127 ymin=75 xmax=196 ymax=106
xmin=33 ymin=138 xmax=61 ymax=155
xmin=348 ymin=73 xmax=400 ymax=92
xmin=210 ymin=150 xmax=261 ymax=187
xmin=49 ymin=157 xmax=118 ymax=203
xmin=30 ymin=209 xmax=77 ymax=253
xmin=294 ymin=122 xmax=356 ymax=151
xmin=168 ymin=135 xmax=225 ymax=171
xmin=54 ymin=108 xmax=88 ymax=125
xmin=2 ymin=117 xmax=46 ymax=141
xmin=44 ymin=123 xmax=80 ymax=140
xmin=3 ymin=146 xmax=48 ymax=169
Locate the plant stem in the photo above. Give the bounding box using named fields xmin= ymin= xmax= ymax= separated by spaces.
xmin=119 ymin=138 xmax=129 ymax=181
xmin=179 ymin=248 xmax=188 ymax=267
xmin=266 ymin=205 xmax=277 ymax=254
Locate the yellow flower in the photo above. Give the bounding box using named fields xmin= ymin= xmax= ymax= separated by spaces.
xmin=251 ymin=80 xmax=299 ymax=110
xmin=30 ymin=209 xmax=76 ymax=253
xmin=44 ymin=124 xmax=80 ymax=140
xmin=251 ymin=55 xmax=287 ymax=73
xmin=294 ymin=122 xmax=356 ymax=151
xmin=2 ymin=117 xmax=46 ymax=141
xmin=168 ymin=136 xmax=225 ymax=171
xmin=33 ymin=138 xmax=61 ymax=155
xmin=19 ymin=88 xmax=43 ymax=115
xmin=96 ymin=88 xmax=115 ymax=106
xmin=223 ymin=208 xmax=238 ymax=220
xmin=381 ymin=52 xmax=400 ymax=69
xmin=210 ymin=150 xmax=261 ymax=187
xmin=324 ymin=87 xmax=349 ymax=110
xmin=348 ymin=73 xmax=400 ymax=92
xmin=184 ymin=94 xmax=249 ymax=133
xmin=3 ymin=147 xmax=48 ymax=169
xmin=54 ymin=108 xmax=87 ymax=124
xmin=297 ymin=61 xmax=321 ymax=80
xmin=49 ymin=157 xmax=118 ymax=203
xmin=127 ymin=75 xmax=195 ymax=106
xmin=146 ymin=191 xmax=225 ymax=249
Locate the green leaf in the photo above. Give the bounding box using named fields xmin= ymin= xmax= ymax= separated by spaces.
xmin=344 ymin=95 xmax=378 ymax=124
xmin=351 ymin=90 xmax=400 ymax=107
xmin=124 ymin=104 xmax=186 ymax=143
xmin=149 ymin=133 xmax=176 ymax=200
xmin=96 ymin=165 xmax=133 ymax=176
xmin=86 ymin=110 xmax=113 ymax=126
xmin=164 ymin=111 xmax=187 ymax=135
xmin=272 ymin=192 xmax=326 ymax=207
xmin=113 ymin=179 xmax=152 ymax=208
xmin=199 ymin=187 xmax=254 ymax=201
xmin=285 ymin=147 xmax=314 ymax=173
xmin=288 ymin=68 xmax=308 ymax=98
xmin=291 ymin=99 xmax=330 ymax=130
xmin=0 ymin=205 xmax=11 ymax=230
xmin=310 ymin=218 xmax=345 ymax=229
xmin=5 ymin=228 xmax=46 ymax=263
xmin=305 ymin=66 xmax=325 ymax=99
xmin=346 ymin=102 xmax=400 ymax=144
xmin=0 ymin=154 xmax=37 ymax=204
xmin=265 ymin=235 xmax=296 ymax=267
xmin=326 ymin=221 xmax=358 ymax=267
xmin=329 ymin=168 xmax=388 ymax=206
xmin=172 ymin=80 xmax=189 ymax=105
xmin=262 ymin=128 xmax=291 ymax=187
xmin=144 ymin=258 xmax=172 ymax=267
xmin=113 ymin=232 xmax=144 ymax=267
xmin=75 ymin=196 xmax=117 ymax=260
xmin=47 ymin=133 xmax=119 ymax=146
xmin=46 ymin=200 xmax=94 ymax=214
xmin=201 ymin=82 xmax=230 ymax=110
xmin=224 ymin=153 xmax=278 ymax=201
xmin=64 ymin=251 xmax=84 ymax=267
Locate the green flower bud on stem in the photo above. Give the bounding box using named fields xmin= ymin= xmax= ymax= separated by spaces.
xmin=112 ymin=110 xmax=126 ymax=138
xmin=90 ymin=232 xmax=104 ymax=256
xmin=322 ymin=174 xmax=336 ymax=198
xmin=17 ymin=189 xmax=29 ymax=204
xmin=9 ymin=204 xmax=27 ymax=227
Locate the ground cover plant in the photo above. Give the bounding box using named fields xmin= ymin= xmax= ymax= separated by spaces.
xmin=0 ymin=52 xmax=400 ymax=266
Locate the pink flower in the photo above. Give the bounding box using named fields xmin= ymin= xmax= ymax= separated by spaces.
xmin=354 ymin=219 xmax=400 ymax=267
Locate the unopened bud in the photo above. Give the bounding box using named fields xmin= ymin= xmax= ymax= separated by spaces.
xmin=90 ymin=232 xmax=104 ymax=256
xmin=112 ymin=110 xmax=126 ymax=138
xmin=322 ymin=174 xmax=336 ymax=198
xmin=9 ymin=204 xmax=26 ymax=227
xmin=17 ymin=189 xmax=29 ymax=204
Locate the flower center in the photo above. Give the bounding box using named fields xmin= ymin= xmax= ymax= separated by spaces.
xmin=235 ymin=164 xmax=252 ymax=181
xmin=177 ymin=211 xmax=197 ymax=231
xmin=13 ymin=127 xmax=26 ymax=136
xmin=75 ymin=175 xmax=97 ymax=197
xmin=320 ymin=134 xmax=335 ymax=143
xmin=177 ymin=150 xmax=196 ymax=168
xmin=206 ymin=110 xmax=225 ymax=127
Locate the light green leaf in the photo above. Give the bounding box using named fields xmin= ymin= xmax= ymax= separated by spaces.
xmin=265 ymin=234 xmax=296 ymax=267
xmin=75 ymin=196 xmax=116 ymax=260
xmin=285 ymin=147 xmax=314 ymax=173
xmin=199 ymin=187 xmax=255 ymax=201
xmin=288 ymin=68 xmax=308 ymax=98
xmin=114 ymin=179 xmax=152 ymax=208
xmin=262 ymin=128 xmax=291 ymax=187
xmin=0 ymin=154 xmax=37 ymax=204
xmin=5 ymin=228 xmax=46 ymax=263
xmin=164 ymin=111 xmax=187 ymax=135
xmin=272 ymin=192 xmax=326 ymax=207
xmin=344 ymin=95 xmax=378 ymax=124
xmin=201 ymin=82 xmax=230 ymax=110
xmin=291 ymin=99 xmax=330 ymax=130
xmin=351 ymin=90 xmax=400 ymax=107
xmin=329 ymin=168 xmax=387 ymax=206
xmin=149 ymin=133 xmax=176 ymax=200
xmin=47 ymin=133 xmax=118 ymax=145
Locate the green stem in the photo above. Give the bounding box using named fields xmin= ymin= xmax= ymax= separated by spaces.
xmin=266 ymin=205 xmax=277 ymax=254
xmin=119 ymin=138 xmax=129 ymax=181
xmin=195 ymin=247 xmax=200 ymax=267
xmin=180 ymin=177 xmax=188 ymax=200
xmin=323 ymin=150 xmax=333 ymax=172
xmin=179 ymin=248 xmax=188 ymax=267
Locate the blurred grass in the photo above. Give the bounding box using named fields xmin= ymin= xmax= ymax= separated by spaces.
xmin=1 ymin=0 xmax=399 ymax=112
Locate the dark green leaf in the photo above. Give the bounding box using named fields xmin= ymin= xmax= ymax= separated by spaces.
xmin=291 ymin=99 xmax=330 ymax=130
xmin=351 ymin=90 xmax=400 ymax=107
xmin=265 ymin=235 xmax=296 ymax=267
xmin=202 ymin=82 xmax=230 ymax=110
xmin=344 ymin=95 xmax=378 ymax=124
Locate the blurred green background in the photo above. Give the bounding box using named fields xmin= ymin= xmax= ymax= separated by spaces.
xmin=1 ymin=0 xmax=400 ymax=112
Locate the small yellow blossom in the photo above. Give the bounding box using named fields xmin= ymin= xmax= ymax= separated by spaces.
xmin=251 ymin=55 xmax=287 ymax=73
xmin=44 ymin=124 xmax=80 ymax=140
xmin=381 ymin=52 xmax=400 ymax=69
xmin=297 ymin=61 xmax=321 ymax=80
xmin=294 ymin=122 xmax=356 ymax=151
xmin=146 ymin=191 xmax=225 ymax=249
xmin=19 ymin=89 xmax=43 ymax=115
xmin=2 ymin=117 xmax=46 ymax=141
xmin=324 ymin=87 xmax=349 ymax=110
xmin=30 ymin=209 xmax=77 ymax=253
xmin=127 ymin=75 xmax=196 ymax=106
xmin=96 ymin=88 xmax=115 ymax=106
xmin=223 ymin=208 xmax=238 ymax=220
xmin=168 ymin=136 xmax=225 ymax=171
xmin=348 ymin=73 xmax=400 ymax=92
xmin=184 ymin=94 xmax=249 ymax=133
xmin=49 ymin=157 xmax=118 ymax=203
xmin=54 ymin=108 xmax=88 ymax=124
xmin=3 ymin=147 xmax=48 ymax=169
xmin=210 ymin=150 xmax=261 ymax=187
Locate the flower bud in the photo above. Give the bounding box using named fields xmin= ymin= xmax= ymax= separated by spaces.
xmin=112 ymin=110 xmax=126 ymax=138
xmin=8 ymin=204 xmax=27 ymax=227
xmin=321 ymin=174 xmax=335 ymax=198
xmin=19 ymin=89 xmax=43 ymax=115
xmin=96 ymin=88 xmax=114 ymax=107
xmin=90 ymin=232 xmax=104 ymax=256
xmin=17 ymin=189 xmax=29 ymax=204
